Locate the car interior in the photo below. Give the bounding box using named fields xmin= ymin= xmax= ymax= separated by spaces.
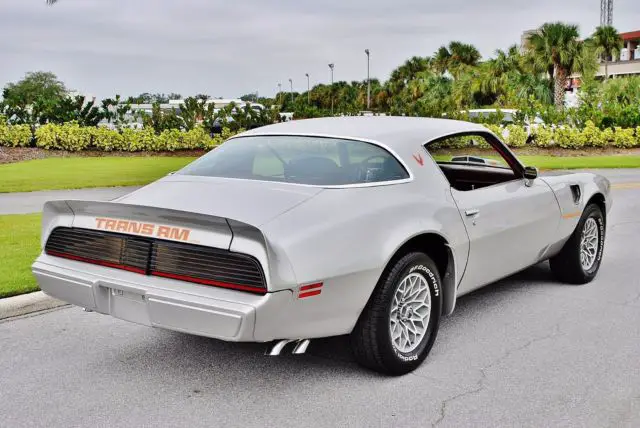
xmin=427 ymin=133 xmax=521 ymax=191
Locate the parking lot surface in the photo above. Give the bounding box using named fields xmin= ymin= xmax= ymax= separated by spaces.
xmin=1 ymin=170 xmax=639 ymax=427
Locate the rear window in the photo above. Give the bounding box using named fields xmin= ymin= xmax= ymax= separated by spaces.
xmin=178 ymin=135 xmax=409 ymax=185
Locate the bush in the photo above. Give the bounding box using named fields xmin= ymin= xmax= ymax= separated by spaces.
xmin=554 ymin=126 xmax=583 ymax=149
xmin=60 ymin=123 xmax=92 ymax=151
xmin=182 ymin=126 xmax=212 ymax=149
xmin=1 ymin=124 xmax=33 ymax=147
xmin=504 ymin=124 xmax=527 ymax=147
xmin=156 ymin=129 xmax=184 ymax=151
xmin=612 ymin=127 xmax=636 ymax=148
xmin=121 ymin=127 xmax=157 ymax=151
xmin=35 ymin=123 xmax=58 ymax=149
xmin=581 ymin=121 xmax=606 ymax=148
xmin=91 ymin=127 xmax=125 ymax=151
xmin=531 ymin=126 xmax=553 ymax=147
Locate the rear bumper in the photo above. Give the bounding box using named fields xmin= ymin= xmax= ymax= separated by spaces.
xmin=32 ymin=255 xmax=294 ymax=342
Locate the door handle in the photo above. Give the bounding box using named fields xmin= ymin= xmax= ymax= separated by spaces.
xmin=465 ymin=209 xmax=480 ymax=216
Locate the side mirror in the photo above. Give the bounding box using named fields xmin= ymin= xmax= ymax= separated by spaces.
xmin=524 ymin=166 xmax=538 ymax=181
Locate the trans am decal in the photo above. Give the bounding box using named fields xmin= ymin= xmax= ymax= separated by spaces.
xmin=94 ymin=217 xmax=191 ymax=241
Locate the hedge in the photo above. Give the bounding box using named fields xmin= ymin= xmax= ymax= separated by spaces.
xmin=5 ymin=123 xmax=235 ymax=151
xmin=1 ymin=122 xmax=640 ymax=151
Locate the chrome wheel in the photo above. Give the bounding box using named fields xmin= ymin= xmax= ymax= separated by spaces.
xmin=389 ymin=272 xmax=432 ymax=353
xmin=580 ymin=217 xmax=599 ymax=270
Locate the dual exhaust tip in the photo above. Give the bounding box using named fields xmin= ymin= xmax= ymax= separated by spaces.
xmin=265 ymin=339 xmax=311 ymax=356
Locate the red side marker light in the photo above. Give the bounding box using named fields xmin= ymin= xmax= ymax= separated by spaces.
xmin=299 ymin=282 xmax=323 ymax=299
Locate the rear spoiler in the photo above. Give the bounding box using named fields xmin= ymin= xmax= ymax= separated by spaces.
xmin=41 ymin=199 xmax=234 ymax=250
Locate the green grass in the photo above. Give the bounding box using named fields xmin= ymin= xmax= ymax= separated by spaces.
xmin=0 ymin=214 xmax=41 ymax=298
xmin=433 ymin=154 xmax=640 ymax=170
xmin=2 ymin=154 xmax=640 ymax=194
xmin=0 ymin=157 xmax=195 ymax=193
xmin=517 ymin=155 xmax=640 ymax=170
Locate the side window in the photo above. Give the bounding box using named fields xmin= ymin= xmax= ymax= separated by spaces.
xmin=424 ymin=133 xmax=519 ymax=192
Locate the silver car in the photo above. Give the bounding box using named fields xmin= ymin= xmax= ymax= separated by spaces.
xmin=32 ymin=117 xmax=612 ymax=375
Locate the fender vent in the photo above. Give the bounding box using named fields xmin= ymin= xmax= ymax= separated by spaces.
xmin=44 ymin=227 xmax=266 ymax=294
xmin=570 ymin=184 xmax=581 ymax=204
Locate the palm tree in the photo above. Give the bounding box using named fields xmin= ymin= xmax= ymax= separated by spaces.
xmin=590 ymin=26 xmax=623 ymax=79
xmin=526 ymin=22 xmax=582 ymax=109
xmin=46 ymin=0 xmax=57 ymax=4
xmin=433 ymin=42 xmax=481 ymax=79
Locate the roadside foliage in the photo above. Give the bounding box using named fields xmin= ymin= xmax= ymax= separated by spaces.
xmin=2 ymin=122 xmax=640 ymax=151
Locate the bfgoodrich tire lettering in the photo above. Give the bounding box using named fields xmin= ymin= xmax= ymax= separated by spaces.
xmin=550 ymin=203 xmax=605 ymax=284
xmin=350 ymin=252 xmax=442 ymax=375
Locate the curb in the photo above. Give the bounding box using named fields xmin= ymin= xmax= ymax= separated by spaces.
xmin=0 ymin=291 xmax=69 ymax=321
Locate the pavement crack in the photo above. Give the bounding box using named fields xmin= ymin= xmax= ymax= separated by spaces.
xmin=432 ymin=323 xmax=562 ymax=427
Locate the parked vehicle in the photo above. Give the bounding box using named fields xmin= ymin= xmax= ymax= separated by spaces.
xmin=32 ymin=117 xmax=611 ymax=375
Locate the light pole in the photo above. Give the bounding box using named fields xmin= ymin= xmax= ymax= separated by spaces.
xmin=305 ymin=73 xmax=310 ymax=103
xmin=277 ymin=83 xmax=282 ymax=105
xmin=288 ymin=78 xmax=293 ymax=104
xmin=365 ymin=49 xmax=371 ymax=110
xmin=328 ymin=63 xmax=334 ymax=115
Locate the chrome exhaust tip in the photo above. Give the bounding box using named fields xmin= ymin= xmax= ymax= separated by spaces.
xmin=292 ymin=339 xmax=310 ymax=354
xmin=265 ymin=339 xmax=311 ymax=356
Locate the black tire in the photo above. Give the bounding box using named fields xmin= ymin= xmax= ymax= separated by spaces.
xmin=550 ymin=203 xmax=605 ymax=284
xmin=350 ymin=252 xmax=442 ymax=375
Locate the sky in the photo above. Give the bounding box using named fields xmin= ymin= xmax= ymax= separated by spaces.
xmin=1 ymin=0 xmax=639 ymax=100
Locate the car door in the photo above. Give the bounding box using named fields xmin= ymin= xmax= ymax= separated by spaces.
xmin=424 ymin=131 xmax=560 ymax=294
xmin=453 ymin=178 xmax=559 ymax=294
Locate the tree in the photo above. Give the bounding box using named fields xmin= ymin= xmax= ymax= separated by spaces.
xmin=589 ymin=26 xmax=623 ymax=79
xmin=433 ymin=42 xmax=481 ymax=79
xmin=526 ymin=22 xmax=582 ymax=109
xmin=2 ymin=71 xmax=67 ymax=108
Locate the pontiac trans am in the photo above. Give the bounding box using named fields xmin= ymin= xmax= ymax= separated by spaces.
xmin=32 ymin=117 xmax=612 ymax=375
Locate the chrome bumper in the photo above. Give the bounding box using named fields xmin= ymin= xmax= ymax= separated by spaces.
xmin=31 ymin=255 xmax=293 ymax=342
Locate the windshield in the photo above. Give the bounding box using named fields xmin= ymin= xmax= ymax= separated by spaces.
xmin=178 ymin=135 xmax=410 ymax=186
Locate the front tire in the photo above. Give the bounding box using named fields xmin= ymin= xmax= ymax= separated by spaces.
xmin=550 ymin=203 xmax=605 ymax=284
xmin=350 ymin=252 xmax=442 ymax=375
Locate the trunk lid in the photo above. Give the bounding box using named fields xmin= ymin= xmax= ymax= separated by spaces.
xmin=113 ymin=175 xmax=323 ymax=228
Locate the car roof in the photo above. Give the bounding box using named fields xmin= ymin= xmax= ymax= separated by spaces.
xmin=236 ymin=116 xmax=489 ymax=150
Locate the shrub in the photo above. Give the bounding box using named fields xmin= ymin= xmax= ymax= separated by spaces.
xmin=59 ymin=122 xmax=91 ymax=151
xmin=121 ymin=127 xmax=157 ymax=151
xmin=581 ymin=121 xmax=606 ymax=148
xmin=3 ymin=124 xmax=33 ymax=147
xmin=35 ymin=123 xmax=58 ymax=149
xmin=504 ymin=124 xmax=527 ymax=147
xmin=0 ymin=122 xmax=9 ymax=146
xmin=531 ymin=126 xmax=553 ymax=147
xmin=183 ymin=126 xmax=212 ymax=149
xmin=554 ymin=126 xmax=583 ymax=149
xmin=601 ymin=127 xmax=615 ymax=147
xmin=156 ymin=129 xmax=184 ymax=151
xmin=612 ymin=127 xmax=636 ymax=148
xmin=91 ymin=127 xmax=125 ymax=151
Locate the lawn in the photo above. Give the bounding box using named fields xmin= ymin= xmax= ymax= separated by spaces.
xmin=0 ymin=156 xmax=195 ymax=193
xmin=1 ymin=154 xmax=640 ymax=194
xmin=0 ymin=214 xmax=41 ymax=298
xmin=433 ymin=154 xmax=640 ymax=170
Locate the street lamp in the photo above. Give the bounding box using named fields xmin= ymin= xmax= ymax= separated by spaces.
xmin=277 ymin=82 xmax=282 ymax=104
xmin=365 ymin=49 xmax=371 ymax=110
xmin=328 ymin=63 xmax=334 ymax=115
xmin=305 ymin=73 xmax=310 ymax=103
xmin=288 ymin=78 xmax=293 ymax=103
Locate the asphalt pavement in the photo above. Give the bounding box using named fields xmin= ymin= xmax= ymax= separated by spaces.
xmin=0 ymin=186 xmax=140 ymax=215
xmin=1 ymin=170 xmax=640 ymax=427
